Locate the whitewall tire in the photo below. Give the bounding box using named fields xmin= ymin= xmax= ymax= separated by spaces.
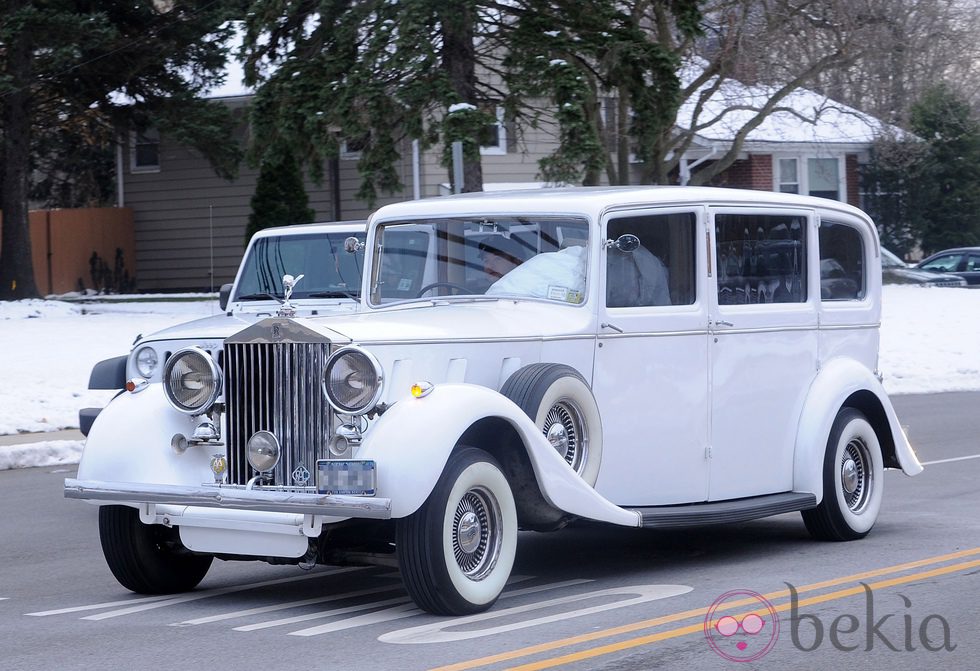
xmin=501 ymin=363 xmax=603 ymax=486
xmin=802 ymin=408 xmax=884 ymax=541
xmin=397 ymin=447 xmax=518 ymax=615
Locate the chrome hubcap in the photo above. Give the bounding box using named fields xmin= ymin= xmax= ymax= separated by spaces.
xmin=840 ymin=438 xmax=871 ymax=513
xmin=452 ymin=487 xmax=501 ymax=580
xmin=542 ymin=399 xmax=588 ymax=474
xmin=456 ymin=511 xmax=481 ymax=554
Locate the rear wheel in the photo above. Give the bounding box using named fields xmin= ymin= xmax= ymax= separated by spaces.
xmin=802 ymin=408 xmax=884 ymax=541
xmin=397 ymin=447 xmax=517 ymax=615
xmin=99 ymin=505 xmax=213 ymax=593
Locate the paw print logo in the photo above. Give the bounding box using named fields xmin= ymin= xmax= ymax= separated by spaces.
xmin=703 ymin=589 xmax=779 ymax=662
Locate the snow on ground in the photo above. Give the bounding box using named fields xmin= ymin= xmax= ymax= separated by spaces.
xmin=0 ymin=286 xmax=978 ymax=469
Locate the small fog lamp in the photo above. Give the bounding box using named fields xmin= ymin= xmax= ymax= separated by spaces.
xmin=247 ymin=431 xmax=281 ymax=473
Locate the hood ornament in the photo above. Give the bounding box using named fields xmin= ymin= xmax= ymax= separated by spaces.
xmin=277 ymin=273 xmax=305 ymax=317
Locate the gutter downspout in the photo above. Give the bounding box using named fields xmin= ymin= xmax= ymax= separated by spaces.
xmin=116 ymin=137 xmax=125 ymax=207
xmin=412 ymin=139 xmax=421 ymax=200
xmin=679 ymin=146 xmax=719 ymax=186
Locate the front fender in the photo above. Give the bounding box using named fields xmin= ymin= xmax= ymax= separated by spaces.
xmin=358 ymin=384 xmax=639 ymax=526
xmin=794 ymin=358 xmax=923 ymax=502
xmin=77 ymin=384 xmax=215 ymax=486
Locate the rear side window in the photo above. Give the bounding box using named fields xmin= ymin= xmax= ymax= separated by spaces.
xmin=819 ymin=221 xmax=865 ymax=301
xmin=715 ymin=213 xmax=807 ymax=304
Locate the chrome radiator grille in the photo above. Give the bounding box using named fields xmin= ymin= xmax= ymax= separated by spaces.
xmin=224 ymin=342 xmax=332 ymax=486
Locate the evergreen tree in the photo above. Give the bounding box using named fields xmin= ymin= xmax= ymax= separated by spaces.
xmin=860 ymin=134 xmax=929 ymax=257
xmin=908 ymin=83 xmax=980 ymax=253
xmin=246 ymin=148 xmax=315 ymax=242
xmin=0 ymin=0 xmax=242 ymax=299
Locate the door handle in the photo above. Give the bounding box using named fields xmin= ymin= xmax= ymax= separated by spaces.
xmin=713 ymin=319 xmax=734 ymax=327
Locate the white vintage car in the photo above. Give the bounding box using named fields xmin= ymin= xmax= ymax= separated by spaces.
xmin=79 ymin=220 xmax=365 ymax=435
xmin=67 ymin=187 xmax=922 ymax=616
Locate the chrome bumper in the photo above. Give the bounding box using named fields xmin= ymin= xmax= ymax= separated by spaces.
xmin=64 ymin=478 xmax=392 ymax=519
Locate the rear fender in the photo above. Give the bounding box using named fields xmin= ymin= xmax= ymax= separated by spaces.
xmin=794 ymin=358 xmax=923 ymax=502
xmin=358 ymin=383 xmax=639 ymax=526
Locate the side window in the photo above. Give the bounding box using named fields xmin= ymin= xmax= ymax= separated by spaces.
xmin=818 ymin=221 xmax=865 ymax=301
xmin=606 ymin=212 xmax=696 ymax=307
xmin=967 ymin=254 xmax=980 ymax=271
xmin=715 ymin=213 xmax=807 ymax=305
xmin=921 ymin=254 xmax=963 ymax=272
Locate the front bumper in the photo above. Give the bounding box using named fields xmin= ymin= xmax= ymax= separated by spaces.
xmin=64 ymin=478 xmax=392 ymax=519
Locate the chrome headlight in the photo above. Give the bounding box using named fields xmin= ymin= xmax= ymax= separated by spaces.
xmin=163 ymin=347 xmax=222 ymax=415
xmin=322 ymin=346 xmax=384 ymax=415
xmin=134 ymin=346 xmax=159 ymax=378
xmin=247 ymin=431 xmax=281 ymax=473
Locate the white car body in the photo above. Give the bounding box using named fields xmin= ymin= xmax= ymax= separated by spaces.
xmin=68 ymin=187 xmax=921 ymax=614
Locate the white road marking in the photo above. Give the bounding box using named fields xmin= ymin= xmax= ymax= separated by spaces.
xmin=235 ymin=595 xmax=412 ymax=632
xmin=173 ymin=583 xmax=402 ymax=626
xmin=379 ymin=584 xmax=693 ymax=645
xmin=287 ymin=579 xmax=593 ymax=638
xmin=28 ymin=594 xmax=178 ymax=617
xmin=79 ymin=566 xmax=366 ymax=621
xmin=920 ymin=453 xmax=980 ymax=466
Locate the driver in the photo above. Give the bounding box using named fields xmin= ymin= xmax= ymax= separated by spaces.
xmin=479 ymin=237 xmax=525 ymax=281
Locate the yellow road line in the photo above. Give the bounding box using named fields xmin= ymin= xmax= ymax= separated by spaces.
xmin=507 ymin=558 xmax=980 ymax=671
xmin=431 ymin=546 xmax=980 ymax=671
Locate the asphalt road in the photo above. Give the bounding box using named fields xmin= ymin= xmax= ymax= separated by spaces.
xmin=1 ymin=392 xmax=977 ymax=671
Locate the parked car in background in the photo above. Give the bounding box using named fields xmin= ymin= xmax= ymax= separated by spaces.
xmin=67 ymin=187 xmax=921 ymax=616
xmin=881 ymin=248 xmax=967 ymax=287
xmin=915 ymin=247 xmax=980 ymax=285
xmin=79 ymin=220 xmax=366 ymax=436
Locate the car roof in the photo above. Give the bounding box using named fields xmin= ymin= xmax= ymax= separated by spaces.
xmin=251 ymin=220 xmax=366 ymax=239
xmin=370 ymin=186 xmax=873 ymax=227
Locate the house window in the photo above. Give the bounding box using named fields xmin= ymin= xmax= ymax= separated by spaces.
xmin=775 ymin=156 xmax=844 ymax=201
xmin=778 ymin=159 xmax=799 ymax=193
xmin=479 ymin=107 xmax=507 ymax=156
xmin=340 ymin=134 xmax=368 ymax=160
xmin=131 ymin=129 xmax=160 ymax=173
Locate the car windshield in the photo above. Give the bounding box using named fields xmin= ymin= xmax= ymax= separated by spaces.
xmin=370 ymin=216 xmax=590 ymax=305
xmin=234 ymin=232 xmax=365 ymax=300
xmin=881 ymin=248 xmax=907 ymax=269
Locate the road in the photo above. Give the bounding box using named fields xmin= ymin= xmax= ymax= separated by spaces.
xmin=1 ymin=392 xmax=977 ymax=670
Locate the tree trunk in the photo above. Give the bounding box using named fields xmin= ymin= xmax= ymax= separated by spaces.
xmin=440 ymin=1 xmax=483 ymax=193
xmin=0 ymin=20 xmax=39 ymax=300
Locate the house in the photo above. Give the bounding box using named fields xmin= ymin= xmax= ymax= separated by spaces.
xmin=120 ymin=61 xmax=894 ymax=291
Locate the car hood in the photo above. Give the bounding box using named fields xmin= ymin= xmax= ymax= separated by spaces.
xmin=235 ymin=300 xmax=596 ymax=345
xmin=883 ymin=267 xmax=965 ymax=285
xmin=140 ymin=301 xmax=360 ymax=343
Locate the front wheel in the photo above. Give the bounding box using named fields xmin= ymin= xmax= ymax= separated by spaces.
xmin=397 ymin=447 xmax=518 ymax=615
xmin=802 ymin=408 xmax=884 ymax=541
xmin=99 ymin=505 xmax=213 ymax=593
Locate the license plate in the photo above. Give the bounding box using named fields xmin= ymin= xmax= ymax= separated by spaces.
xmin=316 ymin=460 xmax=377 ymax=496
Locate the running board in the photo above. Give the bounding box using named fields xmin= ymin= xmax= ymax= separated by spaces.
xmin=627 ymin=492 xmax=817 ymax=529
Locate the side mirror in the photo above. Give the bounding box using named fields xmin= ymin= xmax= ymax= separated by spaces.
xmin=611 ymin=234 xmax=640 ymax=253
xmin=344 ymin=236 xmax=364 ymax=253
xmin=219 ymin=283 xmax=233 ymax=311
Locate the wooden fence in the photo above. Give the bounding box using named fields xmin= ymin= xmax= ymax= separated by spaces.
xmin=0 ymin=207 xmax=135 ymax=295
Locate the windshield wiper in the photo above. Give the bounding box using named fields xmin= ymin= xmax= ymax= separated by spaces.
xmin=236 ymin=292 xmax=281 ymax=301
xmin=308 ymin=291 xmax=358 ymax=299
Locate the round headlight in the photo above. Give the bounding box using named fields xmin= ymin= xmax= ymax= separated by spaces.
xmin=247 ymin=431 xmax=281 ymax=473
xmin=322 ymin=346 xmax=384 ymax=415
xmin=163 ymin=347 xmax=222 ymax=415
xmin=134 ymin=346 xmax=159 ymax=378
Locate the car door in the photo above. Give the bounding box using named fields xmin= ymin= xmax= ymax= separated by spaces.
xmin=590 ymin=206 xmax=710 ymax=506
xmin=964 ymin=253 xmax=980 ymax=285
xmin=707 ymin=206 xmax=820 ymax=501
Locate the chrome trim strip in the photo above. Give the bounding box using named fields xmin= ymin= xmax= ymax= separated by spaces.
xmin=817 ymin=322 xmax=880 ymax=331
xmin=64 ymin=478 xmax=391 ymax=519
xmin=357 ymin=334 xmax=595 ymax=346
xmin=598 ymin=330 xmax=710 ymax=339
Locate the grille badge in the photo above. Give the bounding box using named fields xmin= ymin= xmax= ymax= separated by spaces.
xmin=292 ymin=464 xmax=312 ymax=486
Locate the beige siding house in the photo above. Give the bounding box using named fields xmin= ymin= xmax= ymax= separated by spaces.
xmin=122 ymin=80 xmax=891 ymax=290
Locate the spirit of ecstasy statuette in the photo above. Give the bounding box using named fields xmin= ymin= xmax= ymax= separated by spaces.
xmin=276 ymin=273 xmax=305 ymax=317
